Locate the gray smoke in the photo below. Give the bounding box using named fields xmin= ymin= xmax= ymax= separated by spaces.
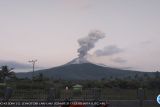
xmin=111 ymin=57 xmax=126 ymax=63
xmin=77 ymin=30 xmax=105 ymax=59
xmin=95 ymin=45 xmax=123 ymax=56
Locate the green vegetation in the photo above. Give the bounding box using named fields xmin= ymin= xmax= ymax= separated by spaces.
xmin=0 ymin=66 xmax=15 ymax=83
xmin=0 ymin=66 xmax=160 ymax=100
xmin=2 ymin=73 xmax=159 ymax=100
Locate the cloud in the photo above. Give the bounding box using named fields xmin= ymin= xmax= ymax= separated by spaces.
xmin=94 ymin=45 xmax=123 ymax=56
xmin=111 ymin=57 xmax=127 ymax=64
xmin=141 ymin=40 xmax=152 ymax=45
xmin=0 ymin=60 xmax=31 ymax=69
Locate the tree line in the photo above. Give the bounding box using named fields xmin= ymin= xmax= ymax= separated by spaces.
xmin=0 ymin=66 xmax=160 ymax=90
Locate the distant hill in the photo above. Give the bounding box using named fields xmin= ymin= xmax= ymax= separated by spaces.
xmin=16 ymin=63 xmax=153 ymax=80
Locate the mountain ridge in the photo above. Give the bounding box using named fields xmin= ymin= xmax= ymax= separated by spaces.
xmin=16 ymin=63 xmax=150 ymax=80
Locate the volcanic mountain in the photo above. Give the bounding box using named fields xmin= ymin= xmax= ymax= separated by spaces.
xmin=15 ymin=31 xmax=153 ymax=80
xmin=16 ymin=58 xmax=148 ymax=80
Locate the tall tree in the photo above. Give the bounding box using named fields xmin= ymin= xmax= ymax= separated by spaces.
xmin=0 ymin=66 xmax=15 ymax=83
xmin=155 ymin=71 xmax=160 ymax=79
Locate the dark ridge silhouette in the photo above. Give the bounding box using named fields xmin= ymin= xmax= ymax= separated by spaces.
xmin=16 ymin=63 xmax=153 ymax=80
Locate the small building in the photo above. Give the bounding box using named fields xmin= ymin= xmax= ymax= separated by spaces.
xmin=72 ymin=84 xmax=83 ymax=91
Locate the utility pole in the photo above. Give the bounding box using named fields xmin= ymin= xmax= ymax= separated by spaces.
xmin=28 ymin=59 xmax=37 ymax=97
xmin=28 ymin=60 xmax=37 ymax=80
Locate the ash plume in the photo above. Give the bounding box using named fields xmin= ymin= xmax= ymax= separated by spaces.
xmin=111 ymin=57 xmax=127 ymax=63
xmin=77 ymin=30 xmax=105 ymax=59
xmin=95 ymin=45 xmax=123 ymax=56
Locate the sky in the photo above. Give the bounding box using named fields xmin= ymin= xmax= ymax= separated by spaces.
xmin=0 ymin=0 xmax=160 ymax=72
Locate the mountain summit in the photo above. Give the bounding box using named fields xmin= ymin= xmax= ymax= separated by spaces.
xmin=16 ymin=61 xmax=146 ymax=80
xmin=66 ymin=57 xmax=90 ymax=65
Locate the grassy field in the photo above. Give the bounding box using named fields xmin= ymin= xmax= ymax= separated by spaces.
xmin=8 ymin=88 xmax=159 ymax=100
xmin=0 ymin=87 xmax=159 ymax=107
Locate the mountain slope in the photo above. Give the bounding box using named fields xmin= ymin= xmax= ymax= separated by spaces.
xmin=16 ymin=63 xmax=147 ymax=80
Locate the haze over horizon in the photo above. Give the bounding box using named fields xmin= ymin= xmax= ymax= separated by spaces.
xmin=0 ymin=0 xmax=160 ymax=72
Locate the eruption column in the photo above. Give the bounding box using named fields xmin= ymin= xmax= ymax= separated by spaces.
xmin=77 ymin=30 xmax=105 ymax=62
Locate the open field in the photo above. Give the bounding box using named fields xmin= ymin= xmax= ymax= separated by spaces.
xmin=1 ymin=88 xmax=158 ymax=107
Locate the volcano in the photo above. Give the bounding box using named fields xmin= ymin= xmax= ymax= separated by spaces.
xmin=66 ymin=57 xmax=90 ymax=65
xmin=16 ymin=58 xmax=147 ymax=80
xmin=15 ymin=30 xmax=152 ymax=80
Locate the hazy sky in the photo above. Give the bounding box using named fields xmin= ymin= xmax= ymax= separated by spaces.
xmin=0 ymin=0 xmax=160 ymax=72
